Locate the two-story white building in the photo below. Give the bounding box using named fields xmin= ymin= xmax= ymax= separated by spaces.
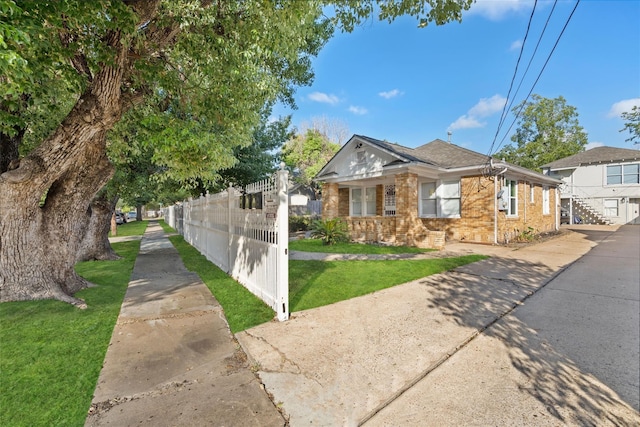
xmin=541 ymin=146 xmax=640 ymax=225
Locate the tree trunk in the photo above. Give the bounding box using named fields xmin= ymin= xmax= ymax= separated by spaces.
xmin=0 ymin=31 xmax=129 ymax=305
xmin=77 ymin=194 xmax=121 ymax=262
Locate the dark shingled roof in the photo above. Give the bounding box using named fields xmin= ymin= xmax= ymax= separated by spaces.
xmin=354 ymin=135 xmax=489 ymax=169
xmin=542 ymin=146 xmax=640 ymax=169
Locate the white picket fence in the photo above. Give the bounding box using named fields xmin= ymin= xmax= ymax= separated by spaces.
xmin=163 ymin=169 xmax=289 ymax=321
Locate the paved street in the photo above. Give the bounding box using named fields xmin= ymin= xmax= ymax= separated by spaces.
xmin=514 ymin=225 xmax=640 ymax=411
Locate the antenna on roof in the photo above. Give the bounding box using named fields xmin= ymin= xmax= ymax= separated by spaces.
xmin=447 ymin=131 xmax=452 ymax=143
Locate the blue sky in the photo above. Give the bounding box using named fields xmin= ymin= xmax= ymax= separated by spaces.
xmin=273 ymin=0 xmax=640 ymax=156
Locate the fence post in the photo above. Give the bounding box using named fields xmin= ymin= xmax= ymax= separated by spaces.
xmin=276 ymin=164 xmax=289 ymax=321
xmin=227 ymin=184 xmax=234 ymax=274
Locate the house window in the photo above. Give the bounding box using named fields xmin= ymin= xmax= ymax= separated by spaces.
xmin=420 ymin=182 xmax=437 ymax=217
xmin=623 ymin=164 xmax=639 ymax=184
xmin=419 ymin=180 xmax=460 ymax=218
xmin=607 ymin=165 xmax=622 ymax=185
xmin=542 ymin=186 xmax=550 ymax=215
xmin=350 ymin=187 xmax=376 ymax=216
xmin=604 ymin=199 xmax=618 ymax=217
xmin=530 ymin=183 xmax=535 ymax=203
xmin=384 ymin=184 xmax=396 ymax=216
xmin=440 ymin=180 xmax=461 ymax=217
xmin=356 ymin=151 xmax=366 ymax=164
xmin=607 ymin=164 xmax=639 ymax=185
xmin=506 ymin=179 xmax=518 ymax=216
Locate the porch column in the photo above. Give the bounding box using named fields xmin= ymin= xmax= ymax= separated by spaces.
xmin=395 ymin=172 xmax=419 ymax=246
xmin=321 ymin=182 xmax=339 ymax=219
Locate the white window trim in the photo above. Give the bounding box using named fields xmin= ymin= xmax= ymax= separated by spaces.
xmin=350 ymin=186 xmax=376 ymax=217
xmin=506 ymin=179 xmax=518 ymax=217
xmin=419 ymin=179 xmax=461 ymax=218
xmin=530 ymin=183 xmax=535 ymax=204
xmin=542 ymin=186 xmax=550 ymax=215
xmin=606 ymin=162 xmax=640 ymax=186
xmin=604 ymin=198 xmax=619 ymax=217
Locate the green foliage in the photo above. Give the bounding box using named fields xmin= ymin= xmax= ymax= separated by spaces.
xmin=620 ymin=105 xmax=640 ymax=145
xmin=496 ymin=95 xmax=588 ymax=171
xmin=210 ymin=109 xmax=293 ymax=192
xmin=515 ymin=226 xmax=537 ymax=242
xmin=289 ymin=215 xmax=313 ymax=233
xmin=169 ymin=235 xmax=274 ymax=332
xmin=282 ymin=129 xmax=340 ymax=187
xmin=0 ymin=240 xmax=139 ymax=427
xmin=329 ymin=0 xmax=474 ymax=32
xmin=289 ymin=255 xmax=487 ymax=311
xmin=289 ymin=239 xmax=434 ymax=254
xmin=310 ymin=217 xmax=349 ymax=245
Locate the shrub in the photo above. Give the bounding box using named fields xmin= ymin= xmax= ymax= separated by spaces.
xmin=310 ymin=218 xmax=349 ymax=245
xmin=289 ymin=215 xmax=312 ymax=232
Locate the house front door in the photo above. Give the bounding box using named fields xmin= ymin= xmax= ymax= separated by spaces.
xmin=627 ymin=198 xmax=640 ymax=225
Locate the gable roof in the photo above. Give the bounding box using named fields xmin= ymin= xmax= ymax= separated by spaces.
xmin=315 ymin=134 xmax=560 ymax=185
xmin=353 ymin=135 xmax=489 ymax=168
xmin=542 ymin=146 xmax=640 ymax=169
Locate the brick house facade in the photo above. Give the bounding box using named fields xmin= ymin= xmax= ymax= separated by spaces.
xmin=316 ymin=135 xmax=561 ymax=249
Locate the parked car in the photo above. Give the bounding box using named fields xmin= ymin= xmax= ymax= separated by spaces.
xmin=127 ymin=211 xmax=136 ymax=220
xmin=115 ymin=212 xmax=126 ymax=225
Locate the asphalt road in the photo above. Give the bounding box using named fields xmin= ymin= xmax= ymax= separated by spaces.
xmin=514 ymin=225 xmax=640 ymax=411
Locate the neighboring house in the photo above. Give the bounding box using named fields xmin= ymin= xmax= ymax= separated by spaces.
xmin=288 ymin=183 xmax=321 ymax=216
xmin=315 ymin=135 xmax=561 ymax=248
xmin=541 ymin=146 xmax=640 ymax=225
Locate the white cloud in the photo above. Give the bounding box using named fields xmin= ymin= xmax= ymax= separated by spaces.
xmin=308 ymin=92 xmax=340 ymax=105
xmin=510 ymin=39 xmax=522 ymax=51
xmin=468 ymin=0 xmax=534 ymax=21
xmin=585 ymin=141 xmax=605 ymax=150
xmin=608 ymin=98 xmax=640 ymax=118
xmin=348 ymin=105 xmax=368 ymax=115
xmin=379 ymin=89 xmax=403 ymax=99
xmin=449 ymin=95 xmax=506 ymax=130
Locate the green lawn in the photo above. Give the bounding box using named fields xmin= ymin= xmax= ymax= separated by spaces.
xmin=0 ymin=240 xmax=140 ymax=427
xmin=108 ymin=219 xmax=148 ymax=237
xmin=289 ymin=238 xmax=435 ymax=254
xmin=289 ymin=255 xmax=486 ymax=311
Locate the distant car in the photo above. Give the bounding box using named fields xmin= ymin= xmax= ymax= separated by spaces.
xmin=115 ymin=212 xmax=126 ymax=225
xmin=127 ymin=211 xmax=136 ymax=220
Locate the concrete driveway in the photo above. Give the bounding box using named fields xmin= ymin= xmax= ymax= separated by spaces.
xmin=237 ymin=226 xmax=640 ymax=426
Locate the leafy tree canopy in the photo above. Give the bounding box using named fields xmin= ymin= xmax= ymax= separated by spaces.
xmin=496 ymin=94 xmax=588 ymax=171
xmin=620 ymin=105 xmax=640 ymax=145
xmin=282 ymin=129 xmax=340 ymax=187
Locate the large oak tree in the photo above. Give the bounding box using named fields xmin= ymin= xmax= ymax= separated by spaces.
xmin=1 ymin=0 xmax=472 ymax=306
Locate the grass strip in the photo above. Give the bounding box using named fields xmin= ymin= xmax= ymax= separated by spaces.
xmin=290 ymin=255 xmax=487 ymax=312
xmin=108 ymin=219 xmax=148 ymax=237
xmin=0 ymin=240 xmax=140 ymax=427
xmin=168 ymin=235 xmax=275 ymax=333
xmin=289 ymin=238 xmax=435 ymax=254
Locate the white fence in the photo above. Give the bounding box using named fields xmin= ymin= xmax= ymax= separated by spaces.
xmin=163 ymin=169 xmax=289 ymax=321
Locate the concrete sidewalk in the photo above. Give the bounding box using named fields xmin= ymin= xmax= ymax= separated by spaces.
xmin=85 ymin=221 xmax=284 ymax=427
xmin=237 ymin=225 xmax=640 ymax=426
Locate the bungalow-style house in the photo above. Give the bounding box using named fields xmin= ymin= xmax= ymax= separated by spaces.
xmin=315 ymin=135 xmax=562 ymax=249
xmin=541 ymin=146 xmax=640 ymax=225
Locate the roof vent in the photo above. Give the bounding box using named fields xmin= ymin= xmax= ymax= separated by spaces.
xmin=447 ymin=131 xmax=452 ymax=143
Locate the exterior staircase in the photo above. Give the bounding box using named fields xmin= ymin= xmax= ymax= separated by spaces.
xmin=571 ymin=196 xmax=611 ymax=225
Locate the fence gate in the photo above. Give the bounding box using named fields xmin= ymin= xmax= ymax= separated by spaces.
xmin=164 ymin=167 xmax=289 ymax=321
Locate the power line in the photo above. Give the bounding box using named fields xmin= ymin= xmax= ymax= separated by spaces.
xmin=487 ymin=0 xmax=538 ymax=158
xmin=492 ymin=0 xmax=580 ymax=156
xmin=488 ymin=0 xmax=580 ymax=156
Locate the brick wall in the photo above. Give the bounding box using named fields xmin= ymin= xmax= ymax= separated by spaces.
xmin=321 ymin=176 xmax=556 ymax=247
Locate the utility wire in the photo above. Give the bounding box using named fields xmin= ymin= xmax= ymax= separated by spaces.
xmin=498 ymin=1 xmax=558 ymax=140
xmin=492 ymin=0 xmax=581 ymax=156
xmin=487 ymin=0 xmax=538 ymax=158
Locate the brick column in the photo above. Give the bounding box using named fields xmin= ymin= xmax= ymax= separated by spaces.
xmin=395 ymin=173 xmax=418 ymax=246
xmin=321 ymin=182 xmax=339 ymax=219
